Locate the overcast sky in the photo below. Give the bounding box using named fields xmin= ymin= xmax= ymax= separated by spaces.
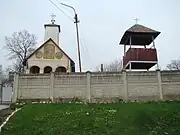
xmin=0 ymin=0 xmax=180 ymax=71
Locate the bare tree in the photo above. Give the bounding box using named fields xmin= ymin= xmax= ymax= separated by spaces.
xmin=4 ymin=30 xmax=37 ymax=72
xmin=167 ymin=60 xmax=180 ymax=70
xmin=95 ymin=59 xmax=122 ymax=72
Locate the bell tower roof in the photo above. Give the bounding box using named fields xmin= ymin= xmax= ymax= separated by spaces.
xmin=119 ymin=24 xmax=160 ymax=45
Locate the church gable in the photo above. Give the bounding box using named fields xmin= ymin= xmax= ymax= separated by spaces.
xmin=27 ymin=39 xmax=73 ymax=62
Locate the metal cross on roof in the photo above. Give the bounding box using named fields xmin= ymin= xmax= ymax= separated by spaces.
xmin=51 ymin=13 xmax=56 ymax=24
xmin=134 ymin=18 xmax=140 ymax=24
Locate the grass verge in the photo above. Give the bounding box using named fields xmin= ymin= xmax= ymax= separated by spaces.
xmin=0 ymin=101 xmax=180 ymax=135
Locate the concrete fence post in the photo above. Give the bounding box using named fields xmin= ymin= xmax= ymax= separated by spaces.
xmin=12 ymin=73 xmax=19 ymax=103
xmin=50 ymin=72 xmax=54 ymax=102
xmin=122 ymin=70 xmax=128 ymax=100
xmin=157 ymin=69 xmax=163 ymax=100
xmin=86 ymin=71 xmax=91 ymax=103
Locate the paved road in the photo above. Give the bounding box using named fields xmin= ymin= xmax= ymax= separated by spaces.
xmin=0 ymin=105 xmax=9 ymax=110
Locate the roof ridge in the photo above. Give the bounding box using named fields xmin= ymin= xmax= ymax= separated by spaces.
xmin=127 ymin=24 xmax=159 ymax=33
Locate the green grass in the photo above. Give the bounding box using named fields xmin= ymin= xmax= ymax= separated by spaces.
xmin=1 ymin=101 xmax=180 ymax=135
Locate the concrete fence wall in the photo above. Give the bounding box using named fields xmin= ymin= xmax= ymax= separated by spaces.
xmin=12 ymin=70 xmax=180 ymax=103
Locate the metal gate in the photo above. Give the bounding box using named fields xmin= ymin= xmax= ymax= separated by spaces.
xmin=0 ymin=72 xmax=14 ymax=104
xmin=2 ymin=85 xmax=13 ymax=104
xmin=0 ymin=82 xmax=13 ymax=105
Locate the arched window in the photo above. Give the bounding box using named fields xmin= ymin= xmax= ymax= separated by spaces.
xmin=44 ymin=66 xmax=52 ymax=73
xmin=30 ymin=66 xmax=40 ymax=74
xmin=55 ymin=66 xmax=67 ymax=73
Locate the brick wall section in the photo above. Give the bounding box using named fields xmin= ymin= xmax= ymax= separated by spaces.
xmin=12 ymin=70 xmax=180 ymax=103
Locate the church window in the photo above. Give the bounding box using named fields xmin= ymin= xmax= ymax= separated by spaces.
xmin=55 ymin=66 xmax=67 ymax=73
xmin=30 ymin=66 xmax=40 ymax=74
xmin=44 ymin=66 xmax=53 ymax=73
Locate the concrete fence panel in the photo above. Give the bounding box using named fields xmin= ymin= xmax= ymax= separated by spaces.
xmin=54 ymin=73 xmax=87 ymax=100
xmin=90 ymin=72 xmax=124 ymax=100
xmin=11 ymin=70 xmax=180 ymax=103
xmin=161 ymin=71 xmax=180 ymax=100
xmin=19 ymin=74 xmax=50 ymax=99
xmin=127 ymin=71 xmax=160 ymax=100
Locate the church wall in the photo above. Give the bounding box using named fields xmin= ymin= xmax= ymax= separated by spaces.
xmin=27 ymin=40 xmax=72 ymax=73
xmin=13 ymin=70 xmax=180 ymax=103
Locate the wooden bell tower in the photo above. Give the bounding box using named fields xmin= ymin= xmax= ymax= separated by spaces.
xmin=119 ymin=24 xmax=161 ymax=70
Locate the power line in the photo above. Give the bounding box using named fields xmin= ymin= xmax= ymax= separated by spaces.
xmin=78 ymin=26 xmax=92 ymax=60
xmin=82 ymin=37 xmax=90 ymax=56
xmin=80 ymin=37 xmax=90 ymax=59
xmin=79 ymin=37 xmax=94 ymax=71
xmin=79 ymin=38 xmax=87 ymax=58
xmin=48 ymin=0 xmax=74 ymax=22
xmin=79 ymin=29 xmax=94 ymax=65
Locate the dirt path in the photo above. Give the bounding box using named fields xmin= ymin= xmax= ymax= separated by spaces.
xmin=0 ymin=105 xmax=9 ymax=111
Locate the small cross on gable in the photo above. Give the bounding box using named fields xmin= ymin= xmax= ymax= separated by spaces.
xmin=134 ymin=18 xmax=140 ymax=24
xmin=51 ymin=13 xmax=56 ymax=24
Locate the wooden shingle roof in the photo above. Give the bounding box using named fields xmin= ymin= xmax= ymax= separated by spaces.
xmin=119 ymin=24 xmax=161 ymax=45
xmin=126 ymin=24 xmax=159 ymax=33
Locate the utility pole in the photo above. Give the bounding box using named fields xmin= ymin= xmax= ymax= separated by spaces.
xmin=101 ymin=64 xmax=104 ymax=72
xmin=61 ymin=3 xmax=82 ymax=72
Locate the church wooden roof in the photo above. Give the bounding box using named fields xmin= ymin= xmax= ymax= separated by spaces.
xmin=23 ymin=38 xmax=74 ymax=66
xmin=119 ymin=24 xmax=161 ymax=45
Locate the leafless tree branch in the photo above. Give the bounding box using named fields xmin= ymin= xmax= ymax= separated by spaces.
xmin=4 ymin=30 xmax=37 ymax=72
xmin=167 ymin=60 xmax=180 ymax=70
